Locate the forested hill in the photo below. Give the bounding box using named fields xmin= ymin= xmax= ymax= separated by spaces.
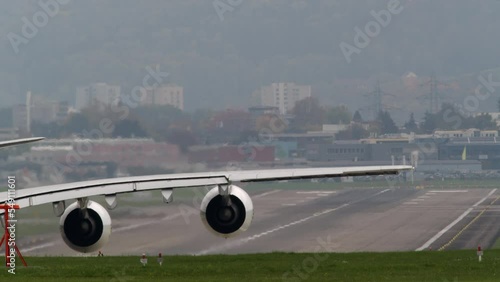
xmin=0 ymin=0 xmax=498 ymax=111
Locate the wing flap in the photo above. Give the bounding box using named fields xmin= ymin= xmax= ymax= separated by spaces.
xmin=230 ymin=165 xmax=411 ymax=182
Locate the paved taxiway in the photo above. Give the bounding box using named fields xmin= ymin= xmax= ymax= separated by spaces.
xmin=21 ymin=186 xmax=499 ymax=256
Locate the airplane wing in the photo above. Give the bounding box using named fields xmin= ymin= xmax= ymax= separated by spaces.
xmin=0 ymin=137 xmax=44 ymax=149
xmin=0 ymin=165 xmax=412 ymax=210
xmin=0 ymin=164 xmax=413 ymax=253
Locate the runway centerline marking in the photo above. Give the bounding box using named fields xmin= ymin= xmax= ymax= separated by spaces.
xmin=403 ymin=202 xmax=418 ymax=205
xmin=196 ymin=189 xmax=391 ymax=255
xmin=254 ymin=190 xmax=281 ymax=198
xmin=23 ymin=242 xmax=56 ymax=253
xmin=429 ymin=190 xmax=468 ymax=193
xmin=297 ymin=191 xmax=336 ymax=194
xmin=416 ymin=189 xmax=497 ymax=251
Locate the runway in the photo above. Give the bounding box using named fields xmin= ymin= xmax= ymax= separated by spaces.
xmin=421 ymin=190 xmax=500 ymax=251
xmin=18 ymin=186 xmax=499 ymax=256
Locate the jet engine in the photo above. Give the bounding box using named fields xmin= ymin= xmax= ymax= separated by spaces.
xmin=200 ymin=185 xmax=254 ymax=238
xmin=59 ymin=200 xmax=111 ymax=253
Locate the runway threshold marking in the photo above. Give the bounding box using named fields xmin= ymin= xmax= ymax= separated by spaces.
xmin=438 ymin=195 xmax=500 ymax=251
xmin=196 ymin=189 xmax=391 ymax=255
xmin=416 ymin=189 xmax=497 ymax=251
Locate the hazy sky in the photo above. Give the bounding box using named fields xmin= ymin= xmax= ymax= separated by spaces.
xmin=0 ymin=0 xmax=499 ymax=116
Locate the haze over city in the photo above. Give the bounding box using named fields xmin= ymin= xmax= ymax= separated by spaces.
xmin=0 ymin=1 xmax=499 ymax=281
xmin=0 ymin=1 xmax=499 ymax=118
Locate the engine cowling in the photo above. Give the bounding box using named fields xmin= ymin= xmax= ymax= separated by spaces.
xmin=200 ymin=185 xmax=254 ymax=238
xmin=59 ymin=200 xmax=111 ymax=253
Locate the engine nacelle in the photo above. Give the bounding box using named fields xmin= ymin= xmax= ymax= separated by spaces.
xmin=200 ymin=185 xmax=254 ymax=238
xmin=59 ymin=200 xmax=111 ymax=253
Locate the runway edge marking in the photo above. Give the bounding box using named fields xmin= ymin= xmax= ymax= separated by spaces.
xmin=415 ymin=189 xmax=497 ymax=251
xmin=438 ymin=195 xmax=500 ymax=251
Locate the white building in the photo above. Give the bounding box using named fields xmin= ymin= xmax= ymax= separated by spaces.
xmin=75 ymin=83 xmax=121 ymax=110
xmin=137 ymin=84 xmax=184 ymax=110
xmin=252 ymin=82 xmax=312 ymax=115
xmin=434 ymin=129 xmax=498 ymax=138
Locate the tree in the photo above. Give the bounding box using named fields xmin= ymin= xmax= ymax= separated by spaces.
xmin=377 ymin=111 xmax=399 ymax=134
xmin=352 ymin=110 xmax=363 ymax=123
xmin=134 ymin=105 xmax=186 ymax=126
xmin=420 ymin=111 xmax=437 ymax=133
xmin=404 ymin=112 xmax=418 ymax=132
xmin=233 ymin=130 xmax=260 ymax=145
xmin=62 ymin=113 xmax=91 ymax=136
xmin=32 ymin=121 xmax=63 ymax=139
xmin=113 ymin=119 xmax=148 ymax=138
xmin=166 ymin=128 xmax=198 ymax=153
xmin=290 ymin=97 xmax=325 ymax=132
xmin=336 ymin=124 xmax=370 ymax=140
xmin=325 ymin=105 xmax=352 ymax=124
xmin=468 ymin=113 xmax=496 ymax=130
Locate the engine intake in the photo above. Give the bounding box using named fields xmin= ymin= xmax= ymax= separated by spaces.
xmin=200 ymin=185 xmax=253 ymax=238
xmin=59 ymin=200 xmax=111 ymax=253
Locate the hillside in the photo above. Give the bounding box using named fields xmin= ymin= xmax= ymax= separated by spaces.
xmin=0 ymin=0 xmax=499 ymax=115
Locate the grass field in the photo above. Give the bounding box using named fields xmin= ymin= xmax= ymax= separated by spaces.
xmin=0 ymin=250 xmax=498 ymax=282
xmin=2 ymin=183 xmax=499 ymax=281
